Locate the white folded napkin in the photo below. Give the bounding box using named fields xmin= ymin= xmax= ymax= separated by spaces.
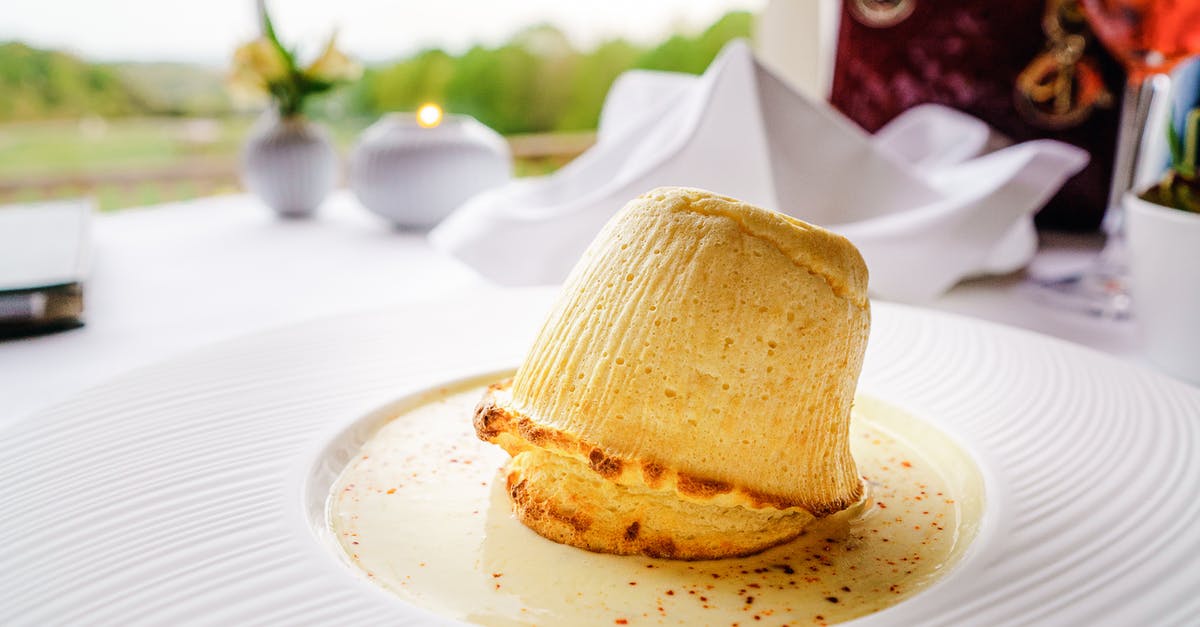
xmin=430 ymin=41 xmax=1088 ymax=301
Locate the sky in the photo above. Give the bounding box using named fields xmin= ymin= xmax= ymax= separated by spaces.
xmin=1 ymin=0 xmax=766 ymax=65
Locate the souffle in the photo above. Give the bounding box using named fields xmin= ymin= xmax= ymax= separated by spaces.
xmin=474 ymin=187 xmax=870 ymax=559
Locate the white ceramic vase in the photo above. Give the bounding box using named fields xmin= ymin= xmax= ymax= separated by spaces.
xmin=242 ymin=112 xmax=338 ymax=218
xmin=1126 ymin=192 xmax=1200 ymax=384
xmin=350 ymin=113 xmax=511 ymax=229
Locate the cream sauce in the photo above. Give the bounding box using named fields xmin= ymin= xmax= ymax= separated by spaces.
xmin=329 ymin=379 xmax=983 ymax=626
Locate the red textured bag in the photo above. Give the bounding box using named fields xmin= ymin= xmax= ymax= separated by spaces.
xmin=830 ymin=0 xmax=1125 ymax=231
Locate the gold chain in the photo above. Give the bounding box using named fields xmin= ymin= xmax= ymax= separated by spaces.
xmin=1016 ymin=0 xmax=1114 ymax=129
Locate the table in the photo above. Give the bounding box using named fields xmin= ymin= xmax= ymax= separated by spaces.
xmin=0 ymin=192 xmax=1148 ymax=430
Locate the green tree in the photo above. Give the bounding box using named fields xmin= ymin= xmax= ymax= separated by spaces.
xmin=444 ymin=43 xmax=542 ymax=134
xmin=352 ymin=11 xmax=754 ymax=134
xmin=358 ymin=48 xmax=456 ymax=114
xmin=636 ymin=11 xmax=753 ymax=74
xmin=0 ymin=42 xmax=144 ymax=120
xmin=556 ymin=39 xmax=640 ymax=131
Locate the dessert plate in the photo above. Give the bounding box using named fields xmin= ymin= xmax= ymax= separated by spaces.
xmin=2 ymin=290 xmax=1198 ymax=626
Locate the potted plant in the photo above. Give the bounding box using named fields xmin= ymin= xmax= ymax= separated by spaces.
xmin=230 ymin=4 xmax=362 ymax=218
xmin=1126 ymin=105 xmax=1200 ymax=383
xmin=1141 ymin=109 xmax=1200 ymax=212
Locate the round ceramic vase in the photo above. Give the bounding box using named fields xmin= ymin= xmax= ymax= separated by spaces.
xmin=242 ymin=112 xmax=338 ymax=218
xmin=350 ymin=113 xmax=512 ymax=229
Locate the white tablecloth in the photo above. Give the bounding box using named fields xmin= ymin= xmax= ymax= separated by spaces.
xmin=0 ymin=192 xmax=1146 ymax=430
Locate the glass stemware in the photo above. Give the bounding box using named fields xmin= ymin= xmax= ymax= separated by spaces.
xmin=1032 ymin=0 xmax=1200 ymax=318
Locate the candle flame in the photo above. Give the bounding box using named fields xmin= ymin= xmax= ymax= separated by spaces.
xmin=417 ymin=103 xmax=443 ymax=128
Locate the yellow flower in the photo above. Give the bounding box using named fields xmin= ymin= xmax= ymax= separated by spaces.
xmin=305 ymin=34 xmax=362 ymax=83
xmin=230 ymin=38 xmax=290 ymax=93
xmin=226 ymin=69 xmax=271 ymax=108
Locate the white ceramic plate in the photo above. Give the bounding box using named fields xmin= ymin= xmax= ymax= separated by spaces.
xmin=3 ymin=291 xmax=1199 ymax=626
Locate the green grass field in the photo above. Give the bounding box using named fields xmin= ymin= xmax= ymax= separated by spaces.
xmin=0 ymin=116 xmax=565 ymax=211
xmin=0 ymin=117 xmax=248 ymax=177
xmin=0 ymin=116 xmax=381 ymax=176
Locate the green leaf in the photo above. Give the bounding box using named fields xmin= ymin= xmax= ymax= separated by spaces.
xmin=259 ymin=2 xmax=298 ymax=75
xmin=1168 ymin=108 xmax=1184 ymax=170
xmin=1178 ymin=184 xmax=1200 ymax=213
xmin=1183 ymin=108 xmax=1200 ymax=179
xmin=260 ymin=2 xmax=279 ymax=43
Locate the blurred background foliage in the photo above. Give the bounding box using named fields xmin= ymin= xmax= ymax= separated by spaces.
xmin=0 ymin=42 xmax=146 ymax=120
xmin=0 ymin=12 xmax=750 ymax=130
xmin=0 ymin=11 xmax=750 ymax=210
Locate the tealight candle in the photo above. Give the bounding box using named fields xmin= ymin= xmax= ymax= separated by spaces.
xmin=416 ymin=103 xmax=443 ymax=128
xmin=350 ymin=104 xmax=512 ymax=229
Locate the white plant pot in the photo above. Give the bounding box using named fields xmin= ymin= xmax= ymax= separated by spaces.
xmin=1126 ymin=191 xmax=1200 ymax=385
xmin=242 ymin=113 xmax=338 ymax=218
xmin=350 ymin=113 xmax=511 ymax=229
